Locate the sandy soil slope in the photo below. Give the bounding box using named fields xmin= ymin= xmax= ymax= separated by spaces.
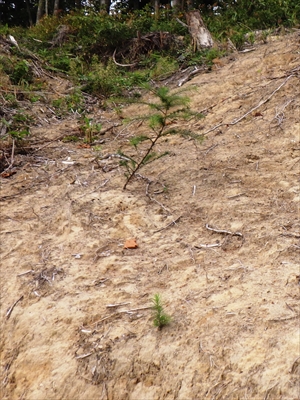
xmin=1 ymin=31 xmax=300 ymax=400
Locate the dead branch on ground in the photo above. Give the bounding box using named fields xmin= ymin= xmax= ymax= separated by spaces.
xmin=112 ymin=49 xmax=137 ymax=67
xmin=6 ymin=295 xmax=24 ymax=319
xmin=202 ymin=74 xmax=295 ymax=135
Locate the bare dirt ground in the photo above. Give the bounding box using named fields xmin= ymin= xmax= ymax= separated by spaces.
xmin=1 ymin=31 xmax=300 ymax=400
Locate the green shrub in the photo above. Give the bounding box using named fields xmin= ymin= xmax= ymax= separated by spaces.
xmin=10 ymin=60 xmax=33 ymax=85
xmin=52 ymin=90 xmax=84 ymax=116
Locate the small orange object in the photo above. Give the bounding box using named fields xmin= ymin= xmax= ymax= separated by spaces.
xmin=1 ymin=171 xmax=16 ymax=178
xmin=124 ymin=239 xmax=138 ymax=249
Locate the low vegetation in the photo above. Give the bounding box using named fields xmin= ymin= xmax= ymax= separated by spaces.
xmin=152 ymin=294 xmax=172 ymax=329
xmin=1 ymin=1 xmax=299 ymax=99
xmin=0 ymin=1 xmax=299 ymax=172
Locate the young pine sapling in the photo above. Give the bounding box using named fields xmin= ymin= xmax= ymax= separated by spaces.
xmin=119 ymin=86 xmax=204 ymax=190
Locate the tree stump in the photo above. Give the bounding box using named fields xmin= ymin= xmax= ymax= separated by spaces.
xmin=186 ymin=10 xmax=214 ymax=51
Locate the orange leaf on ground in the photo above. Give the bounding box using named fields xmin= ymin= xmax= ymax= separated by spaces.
xmin=124 ymin=239 xmax=138 ymax=249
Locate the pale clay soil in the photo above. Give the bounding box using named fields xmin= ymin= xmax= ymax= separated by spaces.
xmin=0 ymin=32 xmax=300 ymax=400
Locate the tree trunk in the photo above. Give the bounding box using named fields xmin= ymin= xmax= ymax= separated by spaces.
xmin=53 ymin=0 xmax=60 ymax=16
xmin=100 ymin=0 xmax=111 ymax=13
xmin=36 ymin=0 xmax=45 ymax=24
xmin=25 ymin=0 xmax=33 ymax=26
xmin=186 ymin=10 xmax=214 ymax=51
xmin=153 ymin=0 xmax=160 ymax=18
xmin=171 ymin=0 xmax=182 ymax=11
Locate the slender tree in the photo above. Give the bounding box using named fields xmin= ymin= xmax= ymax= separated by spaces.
xmin=36 ymin=0 xmax=45 ymax=23
xmin=53 ymin=0 xmax=59 ymax=15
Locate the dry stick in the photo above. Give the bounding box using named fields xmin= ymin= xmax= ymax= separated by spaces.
xmin=178 ymin=66 xmax=206 ymax=87
xmin=143 ymin=176 xmax=171 ymax=214
xmin=6 ymin=295 xmax=24 ymax=319
xmin=33 ymin=134 xmax=68 ymax=152
xmin=205 ymin=223 xmax=243 ymax=237
xmin=227 ymin=192 xmax=247 ymax=199
xmin=202 ymin=75 xmax=294 ymax=136
xmin=99 ymin=124 xmax=121 ymax=135
xmin=112 ymin=49 xmax=137 ymax=67
xmin=106 ymin=302 xmax=131 ymax=308
xmin=147 ymin=192 xmax=171 ymax=215
xmin=154 ymin=215 xmax=182 ymax=233
xmin=75 ymin=352 xmax=94 ymax=360
xmin=3 ymin=139 xmax=15 ymax=172
xmin=268 ymin=314 xmax=299 ymax=322
xmin=285 ymin=302 xmax=296 ymax=314
xmin=195 ymin=243 xmax=222 ymax=249
xmin=264 ymin=382 xmax=279 ymax=400
xmin=92 ymin=306 xmax=153 ymax=326
xmin=204 ymin=144 xmax=218 ymax=155
xmin=75 ymin=179 xmax=110 ymax=200
xmin=17 ymin=270 xmax=34 ymax=277
xmin=279 ymin=232 xmax=300 ymax=239
xmin=291 ymin=356 xmax=300 ymax=374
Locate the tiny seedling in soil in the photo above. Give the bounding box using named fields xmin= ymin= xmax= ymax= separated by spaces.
xmin=151 ymin=293 xmax=171 ymax=329
xmin=79 ymin=116 xmax=102 ymax=144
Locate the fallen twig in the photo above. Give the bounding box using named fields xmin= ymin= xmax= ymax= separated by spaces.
xmin=3 ymin=139 xmax=15 ymax=172
xmin=33 ymin=134 xmax=68 ymax=152
xmin=291 ymin=356 xmax=300 ymax=374
xmin=106 ymin=302 xmax=131 ymax=308
xmin=99 ymin=153 xmax=131 ymax=162
xmin=176 ymin=18 xmax=188 ymax=28
xmin=202 ymin=74 xmax=294 ymax=135
xmin=17 ymin=270 xmax=34 ymax=277
xmin=204 ymin=144 xmax=218 ymax=155
xmin=264 ymin=382 xmax=279 ymax=400
xmin=99 ymin=124 xmax=121 ymax=135
xmin=144 ymin=177 xmax=171 ymax=214
xmin=194 ymin=243 xmax=222 ymax=249
xmin=92 ymin=306 xmax=152 ymax=326
xmin=227 ymin=192 xmax=247 ymax=199
xmin=75 ymin=180 xmax=110 ymax=200
xmin=268 ymin=314 xmax=299 ymax=322
xmin=154 ymin=216 xmax=182 ymax=233
xmin=112 ymin=49 xmax=137 ymax=67
xmin=75 ymin=352 xmax=93 ymax=360
xmin=6 ymin=295 xmax=24 ymax=319
xmin=205 ymin=223 xmax=243 ymax=237
xmin=178 ymin=66 xmax=207 ymax=87
xmin=279 ymin=232 xmax=300 ymax=239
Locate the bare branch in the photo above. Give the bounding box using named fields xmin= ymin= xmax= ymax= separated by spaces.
xmin=112 ymin=49 xmax=137 ymax=67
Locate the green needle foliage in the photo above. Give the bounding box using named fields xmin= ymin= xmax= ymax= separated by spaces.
xmin=120 ymin=85 xmax=204 ymax=189
xmin=151 ymin=294 xmax=172 ymax=329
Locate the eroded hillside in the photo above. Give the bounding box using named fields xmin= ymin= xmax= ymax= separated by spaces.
xmin=1 ymin=31 xmax=300 ymax=400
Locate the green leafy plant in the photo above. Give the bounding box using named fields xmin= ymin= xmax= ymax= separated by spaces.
xmin=11 ymin=60 xmax=33 ymax=85
xmin=1 ymin=112 xmax=33 ymax=142
xmin=52 ymin=90 xmax=84 ymax=116
xmin=62 ymin=135 xmax=80 ymax=143
xmin=2 ymin=93 xmax=19 ymax=108
xmin=79 ymin=116 xmax=102 ymax=143
xmin=119 ymin=86 xmax=204 ymax=189
xmin=151 ymin=294 xmax=171 ymax=329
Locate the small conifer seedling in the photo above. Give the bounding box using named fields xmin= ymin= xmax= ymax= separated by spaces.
xmin=151 ymin=293 xmax=172 ymax=329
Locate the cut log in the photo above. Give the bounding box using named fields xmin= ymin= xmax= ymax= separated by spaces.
xmin=186 ymin=10 xmax=214 ymax=51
